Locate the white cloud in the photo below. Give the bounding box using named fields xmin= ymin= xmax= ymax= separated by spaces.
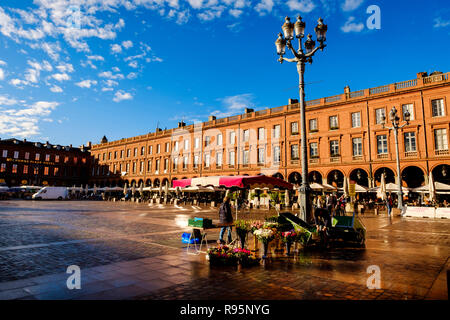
xmin=434 ymin=17 xmax=450 ymax=28
xmin=51 ymin=73 xmax=70 ymax=81
xmin=0 ymin=95 xmax=18 ymax=105
xmin=341 ymin=16 xmax=364 ymax=32
xmin=0 ymin=60 xmax=6 ymax=66
xmin=87 ymin=55 xmax=104 ymax=61
xmin=128 ymin=61 xmax=138 ymax=68
xmin=255 ymin=0 xmax=274 ymax=15
xmin=111 ymin=43 xmax=122 ymax=53
xmin=122 ymin=40 xmax=133 ymax=49
xmin=113 ymin=90 xmax=133 ymax=102
xmin=0 ymin=68 xmax=4 ymax=81
xmin=103 ymin=79 xmax=119 ymax=87
xmin=229 ymin=9 xmax=243 ymax=18
xmin=342 ymin=0 xmax=364 ymax=12
xmin=211 ymin=93 xmax=254 ymax=118
xmin=188 ymin=0 xmax=205 ymax=9
xmin=102 ymin=87 xmax=114 ymax=92
xmin=99 ymin=71 xmax=125 ymax=80
xmin=127 ymin=72 xmax=137 ymax=79
xmin=50 ymin=85 xmax=63 ymax=92
xmin=286 ymin=0 xmax=316 ymax=12
xmin=56 ymin=62 xmax=74 ymax=73
xmin=75 ymin=79 xmax=97 ymax=88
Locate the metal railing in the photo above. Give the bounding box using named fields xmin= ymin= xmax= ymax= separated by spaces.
xmin=395 ymin=79 xmax=417 ymax=90
xmin=325 ymin=95 xmax=342 ymax=103
xmin=369 ymin=85 xmax=390 ymax=95
xmin=349 ymin=90 xmax=365 ymax=99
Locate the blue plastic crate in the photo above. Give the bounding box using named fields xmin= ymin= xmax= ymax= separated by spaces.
xmin=181 ymin=232 xmax=200 ymax=244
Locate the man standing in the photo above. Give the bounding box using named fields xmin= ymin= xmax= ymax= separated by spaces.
xmin=218 ymin=196 xmax=233 ymax=244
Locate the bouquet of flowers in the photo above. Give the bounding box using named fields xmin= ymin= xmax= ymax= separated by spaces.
xmin=233 ymin=248 xmax=260 ymax=267
xmin=281 ymin=230 xmax=298 ymax=243
xmin=253 ymin=228 xmax=275 ymax=243
xmin=249 ymin=220 xmax=264 ymax=233
xmin=207 ymin=245 xmax=238 ymax=266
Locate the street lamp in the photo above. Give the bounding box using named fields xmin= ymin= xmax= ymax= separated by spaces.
xmin=275 ymin=16 xmax=327 ymax=223
xmin=381 ymin=106 xmax=410 ymax=209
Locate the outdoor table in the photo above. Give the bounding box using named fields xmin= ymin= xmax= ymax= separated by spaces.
xmin=187 ymin=222 xmax=234 ymax=255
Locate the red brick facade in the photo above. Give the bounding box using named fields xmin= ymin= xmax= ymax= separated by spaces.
xmin=90 ymin=72 xmax=450 ymax=189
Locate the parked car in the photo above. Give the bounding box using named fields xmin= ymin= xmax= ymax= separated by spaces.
xmin=32 ymin=187 xmax=68 ymax=200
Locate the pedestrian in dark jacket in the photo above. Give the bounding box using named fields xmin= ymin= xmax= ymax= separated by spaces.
xmin=218 ymin=196 xmax=233 ymax=244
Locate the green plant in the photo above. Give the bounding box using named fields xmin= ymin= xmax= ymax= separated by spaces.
xmin=259 ymin=193 xmax=268 ymax=198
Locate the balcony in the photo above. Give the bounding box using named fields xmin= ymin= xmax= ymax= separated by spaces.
xmin=404 ymin=151 xmax=417 ymax=158
xmin=352 ymin=156 xmax=363 ymax=161
xmin=377 ymin=153 xmax=388 ymax=159
xmin=330 ymin=156 xmax=341 ymax=163
xmin=309 ymin=158 xmax=319 ymax=164
xmin=435 ymin=149 xmax=449 ymax=156
xmin=290 ymin=159 xmax=299 ymax=165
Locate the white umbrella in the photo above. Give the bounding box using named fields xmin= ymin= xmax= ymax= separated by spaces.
xmin=131 ymin=183 xmax=136 ymax=196
xmin=377 ymin=173 xmax=387 ymax=201
xmin=159 ymin=183 xmax=163 ymax=195
xmin=164 ymin=181 xmax=169 ymax=194
xmin=139 ymin=182 xmax=144 ymax=196
xmin=123 ymin=183 xmax=128 ymax=195
xmin=429 ymin=173 xmax=436 ymax=202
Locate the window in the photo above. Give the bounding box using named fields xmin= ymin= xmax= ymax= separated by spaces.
xmin=377 ymin=135 xmax=388 ymax=154
xmin=141 ymin=146 xmax=145 ymax=155
xmin=55 ymin=155 xmax=59 ymax=162
xmin=173 ymin=157 xmax=178 ymax=170
xmin=258 ymin=148 xmax=265 ymax=164
xmin=273 ymin=146 xmax=281 ymax=163
xmin=34 ymin=166 xmax=39 ymax=175
xmin=195 ymin=138 xmax=200 ymax=149
xmin=25 ymin=152 xmax=30 ymax=160
xmin=351 ymin=112 xmax=361 ymax=128
xmin=184 ymin=140 xmax=189 ymax=150
xmin=155 ymin=159 xmax=160 ymax=171
xmin=11 ymin=164 xmax=18 ymax=173
xmin=402 ymin=104 xmax=414 ymax=120
xmin=132 ymin=162 xmax=136 ymax=173
xmin=121 ymin=150 xmax=124 ymax=158
xmin=194 ymin=155 xmax=199 ymax=168
xmin=45 ymin=154 xmax=50 ymax=161
xmin=13 ymin=151 xmax=19 ymax=159
xmin=174 ymin=141 xmax=179 ymax=152
xmin=156 ymin=144 xmax=161 ymax=153
xmin=291 ymin=122 xmax=299 ymax=135
xmin=114 ymin=151 xmax=117 ymax=159
xmin=183 ymin=156 xmax=188 ymax=169
xmin=205 ymin=153 xmax=210 ymax=167
xmin=216 ymin=152 xmax=223 ymax=167
xmin=103 ymin=153 xmax=106 ymax=161
xmin=0 ymin=163 xmax=5 ymax=172
xmin=54 ymin=167 xmax=59 ymax=176
xmin=133 ymin=148 xmax=137 ymax=157
xmin=242 ymin=150 xmax=249 ymax=165
xmin=243 ymin=129 xmax=249 ymax=142
xmin=217 ymin=134 xmax=223 ymax=146
xmin=149 ymin=146 xmax=153 ymax=155
xmin=432 ymin=99 xmax=445 ymax=117
xmin=73 ymin=157 xmax=78 ymax=165
xmin=229 ymin=151 xmax=235 ymax=166
xmin=352 ymin=138 xmax=363 ymax=156
xmin=164 ymin=158 xmax=169 ymax=171
xmin=329 ymin=116 xmax=339 ymax=130
xmin=35 ymin=153 xmax=40 ymax=161
xmin=258 ymin=127 xmax=265 ymax=140
xmin=165 ymin=142 xmax=170 ymax=153
xmin=127 ymin=149 xmax=131 ymax=157
xmin=375 ymin=108 xmax=385 ymax=124
xmin=119 ymin=164 xmax=122 ymax=173
xmin=44 ymin=167 xmax=49 ymax=175
xmin=290 ymin=144 xmax=299 ymax=160
xmin=404 ymin=132 xmax=416 ymax=152
xmin=273 ymin=125 xmax=281 ymax=138
xmin=140 ymin=161 xmax=144 ymax=172
xmin=23 ymin=165 xmax=28 ymax=174
xmin=64 ymin=156 xmax=69 ymax=163
xmin=147 ymin=160 xmax=152 ymax=171
xmin=205 ymin=136 xmax=211 ymax=147
xmin=309 ymin=119 xmax=318 ymax=132
xmin=2 ymin=150 xmax=7 ymax=157
xmin=108 ymin=152 xmax=111 ymax=160
xmin=310 ymin=142 xmax=318 ymax=158
xmin=126 ymin=163 xmax=130 ymax=173
xmin=229 ymin=131 xmax=236 ymax=145
xmin=330 ymin=140 xmax=339 ymax=156
xmin=434 ymin=129 xmax=448 ymax=150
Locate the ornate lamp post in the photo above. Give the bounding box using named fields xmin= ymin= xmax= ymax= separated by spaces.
xmin=381 ymin=106 xmax=410 ymax=209
xmin=275 ymin=16 xmax=327 ymax=222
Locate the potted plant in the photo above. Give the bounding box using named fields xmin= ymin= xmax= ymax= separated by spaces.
xmin=253 ymin=228 xmax=275 ymax=258
xmin=233 ymin=248 xmax=260 ymax=267
xmin=235 ymin=220 xmax=250 ymax=249
xmin=281 ymin=230 xmax=298 ymax=256
xmin=207 ymin=245 xmax=238 ymax=266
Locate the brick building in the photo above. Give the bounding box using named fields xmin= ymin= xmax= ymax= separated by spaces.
xmin=90 ymin=71 xmax=450 ymax=190
xmin=0 ymin=138 xmax=91 ymax=187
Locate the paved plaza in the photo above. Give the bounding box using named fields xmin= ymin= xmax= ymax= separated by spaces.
xmin=0 ymin=200 xmax=448 ymax=300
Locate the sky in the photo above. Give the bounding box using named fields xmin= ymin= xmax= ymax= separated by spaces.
xmin=0 ymin=0 xmax=449 ymax=147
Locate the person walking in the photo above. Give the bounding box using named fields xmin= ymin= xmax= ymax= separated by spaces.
xmin=218 ymin=196 xmax=233 ymax=244
xmin=386 ymin=194 xmax=393 ymax=216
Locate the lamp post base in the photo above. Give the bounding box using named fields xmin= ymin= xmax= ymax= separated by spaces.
xmin=298 ymin=184 xmax=312 ymax=223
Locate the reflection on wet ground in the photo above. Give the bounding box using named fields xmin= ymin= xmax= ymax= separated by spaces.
xmin=0 ymin=200 xmax=448 ymax=300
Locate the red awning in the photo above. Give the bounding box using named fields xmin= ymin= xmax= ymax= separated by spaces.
xmin=172 ymin=175 xmax=293 ymax=190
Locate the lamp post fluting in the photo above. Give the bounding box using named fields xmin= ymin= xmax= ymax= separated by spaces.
xmin=275 ymin=16 xmax=327 ymax=223
xmin=381 ymin=106 xmax=410 ymax=210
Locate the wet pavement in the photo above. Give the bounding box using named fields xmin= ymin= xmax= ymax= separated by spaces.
xmin=0 ymin=200 xmax=448 ymax=300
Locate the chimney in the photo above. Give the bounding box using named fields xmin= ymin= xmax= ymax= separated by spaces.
xmin=417 ymin=72 xmax=428 ymax=78
xmin=69 ymin=144 xmax=72 ymax=148
xmin=86 ymin=141 xmax=92 ymax=148
xmin=244 ymin=108 xmax=254 ymax=113
xmin=178 ymin=121 xmax=186 ymax=128
xmin=156 ymin=128 xmax=162 ymax=132
xmin=208 ymin=115 xmax=216 ymax=121
xmin=288 ymin=99 xmax=298 ymax=105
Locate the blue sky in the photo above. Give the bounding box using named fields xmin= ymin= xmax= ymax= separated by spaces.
xmin=0 ymin=0 xmax=449 ymax=146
